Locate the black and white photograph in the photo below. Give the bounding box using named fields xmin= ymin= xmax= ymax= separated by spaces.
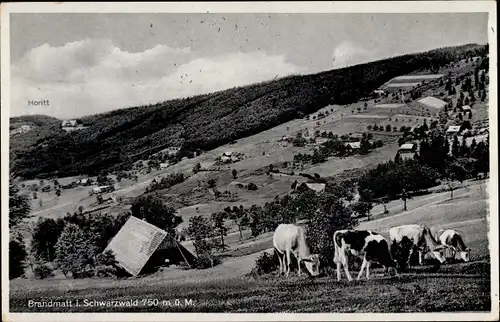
xmin=1 ymin=2 xmax=498 ymax=321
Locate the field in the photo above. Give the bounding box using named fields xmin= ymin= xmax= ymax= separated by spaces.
xmin=10 ymin=180 xmax=492 ymax=313
xmin=9 ymin=48 xmax=493 ymax=314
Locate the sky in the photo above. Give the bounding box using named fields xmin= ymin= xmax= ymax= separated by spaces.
xmin=10 ymin=13 xmax=488 ymax=119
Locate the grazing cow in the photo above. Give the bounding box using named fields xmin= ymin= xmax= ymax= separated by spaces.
xmin=273 ymin=224 xmax=320 ymax=277
xmin=389 ymin=224 xmax=449 ymax=266
xmin=333 ymin=229 xmax=397 ymax=282
xmin=436 ymin=229 xmax=471 ymax=262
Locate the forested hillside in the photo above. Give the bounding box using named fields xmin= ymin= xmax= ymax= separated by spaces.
xmin=10 ymin=43 xmax=487 ymax=179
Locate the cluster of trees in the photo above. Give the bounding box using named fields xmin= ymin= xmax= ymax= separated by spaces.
xmin=187 ymin=178 xmax=359 ymax=269
xmin=358 ymin=159 xmax=440 ymax=201
xmin=9 ymin=192 xmax=184 ymax=280
xmin=145 ymin=173 xmax=185 ymax=193
xmin=359 ymin=127 xmax=490 ymax=204
xmin=11 ymin=44 xmax=487 ymax=180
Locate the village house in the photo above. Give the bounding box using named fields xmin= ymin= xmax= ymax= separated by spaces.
xmin=305 ymin=183 xmax=326 ymax=194
xmin=398 ymin=143 xmax=417 ymax=160
xmin=345 ymin=141 xmax=361 ymax=150
xmin=219 ymin=151 xmax=241 ymax=164
xmin=105 ymin=216 xmax=196 ymax=276
xmin=79 ymin=178 xmax=91 ymax=186
xmin=165 ymin=146 xmax=181 ymax=156
xmin=446 ymin=125 xmax=461 ymax=136
xmin=314 ymin=137 xmax=329 ymax=146
xmin=61 ymin=119 xmax=85 ymax=132
xmin=10 ymin=125 xmax=32 ymax=135
xmin=92 ymin=185 xmax=115 ymax=194
xmin=461 ymin=105 xmax=472 ymax=113
xmin=294 ymin=182 xmax=326 ymax=194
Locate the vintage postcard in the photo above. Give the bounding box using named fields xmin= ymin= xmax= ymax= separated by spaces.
xmin=1 ymin=1 xmax=498 ymax=321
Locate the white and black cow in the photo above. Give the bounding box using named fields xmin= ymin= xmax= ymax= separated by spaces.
xmin=436 ymin=229 xmax=471 ymax=262
xmin=333 ymin=229 xmax=398 ymax=282
xmin=273 ymin=224 xmax=320 ymax=277
xmin=389 ymin=224 xmax=449 ymax=266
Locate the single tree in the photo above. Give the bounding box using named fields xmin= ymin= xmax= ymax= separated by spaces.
xmin=9 ymin=182 xmax=31 ymax=227
xmin=130 ymin=194 xmax=182 ymax=235
xmin=232 ymin=169 xmax=238 ymax=179
xmin=193 ymin=162 xmax=202 ymax=174
xmin=211 ymin=212 xmax=228 ymax=251
xmin=31 ymin=218 xmax=66 ymax=262
xmin=9 ymin=234 xmax=27 ymax=279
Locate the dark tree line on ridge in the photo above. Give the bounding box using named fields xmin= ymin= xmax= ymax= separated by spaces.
xmin=10 ymin=44 xmax=487 ymax=179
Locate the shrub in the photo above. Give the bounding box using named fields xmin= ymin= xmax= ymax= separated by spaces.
xmin=33 ymin=263 xmax=54 ymax=279
xmin=251 ymin=251 xmax=279 ymax=275
xmin=31 ymin=217 xmax=66 ymax=262
xmin=131 ymin=194 xmax=182 ymax=235
xmin=194 ymin=254 xmax=221 ymax=269
xmin=94 ymin=250 xmax=120 ymax=277
xmin=207 ymin=178 xmax=217 ymax=188
xmin=247 ymin=182 xmax=258 ymax=191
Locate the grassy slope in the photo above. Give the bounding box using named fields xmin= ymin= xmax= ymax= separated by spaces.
xmin=10 ymin=181 xmax=491 ymax=313
xmin=9 ymin=264 xmax=491 ymax=312
xmin=10 ymin=44 xmax=487 ymax=179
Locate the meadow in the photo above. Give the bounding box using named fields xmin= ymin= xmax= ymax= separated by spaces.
xmin=10 ymin=180 xmax=491 ymax=313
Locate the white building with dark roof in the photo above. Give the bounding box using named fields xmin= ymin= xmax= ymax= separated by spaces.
xmin=446 ymin=125 xmax=461 ymax=135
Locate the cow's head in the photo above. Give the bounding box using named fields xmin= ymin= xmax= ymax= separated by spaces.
xmin=429 ymin=245 xmax=449 ymax=263
xmin=459 ymin=248 xmax=471 ymax=262
xmin=303 ymin=254 xmax=320 ymax=276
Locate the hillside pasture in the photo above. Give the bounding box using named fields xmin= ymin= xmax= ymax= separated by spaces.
xmin=9 ymin=179 xmax=491 ymax=313
xmin=10 ymin=262 xmax=491 ymax=313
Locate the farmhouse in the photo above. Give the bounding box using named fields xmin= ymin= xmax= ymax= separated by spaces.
xmin=446 ymin=125 xmax=461 ymax=136
xmin=305 ymin=183 xmax=326 ymax=194
xmin=314 ymin=137 xmax=329 ymax=145
xmin=398 ymin=143 xmax=417 ymax=160
xmin=160 ymin=163 xmax=169 ymax=170
xmin=165 ymin=146 xmax=181 ymax=156
xmin=10 ymin=125 xmax=32 ymax=135
xmin=416 ymin=96 xmax=448 ymax=114
xmin=345 ymin=141 xmax=361 ymax=150
xmin=104 ymin=216 xmax=196 ymax=276
xmin=373 ymin=89 xmax=386 ymax=96
xmin=79 ymin=178 xmax=90 ymax=186
xmin=61 ymin=119 xmax=85 ymax=132
xmin=92 ymin=185 xmax=114 ymax=194
xmin=461 ymin=105 xmax=472 ymax=113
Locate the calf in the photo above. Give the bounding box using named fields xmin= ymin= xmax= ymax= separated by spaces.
xmin=333 ymin=229 xmax=397 ymax=282
xmin=273 ymin=224 xmax=320 ymax=277
xmin=389 ymin=224 xmax=449 ymax=266
xmin=436 ymin=229 xmax=471 ymax=262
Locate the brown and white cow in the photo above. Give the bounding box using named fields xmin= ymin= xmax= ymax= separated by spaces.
xmin=436 ymin=229 xmax=471 ymax=262
xmin=333 ymin=229 xmax=398 ymax=282
xmin=389 ymin=224 xmax=449 ymax=266
xmin=273 ymin=224 xmax=320 ymax=277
